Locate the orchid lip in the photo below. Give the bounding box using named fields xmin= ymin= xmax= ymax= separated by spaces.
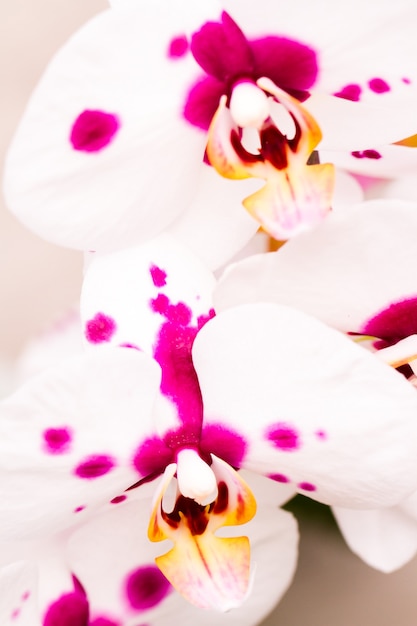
xmin=148 ymin=455 xmax=257 ymax=610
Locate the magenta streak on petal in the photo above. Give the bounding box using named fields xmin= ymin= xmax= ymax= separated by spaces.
xmin=151 ymin=294 xmax=212 ymax=432
xmin=85 ymin=312 xmax=117 ymax=343
xmin=74 ymin=506 xmax=86 ymax=513
xmin=298 ymin=481 xmax=316 ymax=491
xmin=110 ymin=495 xmax=127 ymax=504
xmin=269 ymin=473 xmax=290 ymax=483
xmin=168 ymin=34 xmax=189 ymax=58
xmin=267 ymin=423 xmax=301 ymax=451
xmin=43 ymin=592 xmax=89 ymax=626
xmin=351 ymin=149 xmax=382 ymax=160
xmin=42 ymin=427 xmax=72 ymax=454
xmin=402 ymin=77 xmax=411 ymax=84
xmin=333 ymin=83 xmax=362 ymax=102
xmin=74 ymin=454 xmax=115 ymax=479
xmin=125 ymin=565 xmax=172 ymax=610
xmin=368 ymin=78 xmax=390 ymax=94
xmin=185 ymin=13 xmax=318 ymax=129
xmin=22 ymin=591 xmax=31 ymax=602
xmin=315 ymin=430 xmax=327 ymax=440
xmin=150 ymin=264 xmax=167 ymax=287
xmin=70 ymin=110 xmax=120 ymax=153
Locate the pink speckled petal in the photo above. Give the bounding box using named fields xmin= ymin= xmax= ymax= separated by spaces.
xmin=0 ymin=561 xmax=39 ymax=626
xmin=214 ymin=200 xmax=417 ymax=334
xmin=3 ymin=1 xmax=221 ymax=252
xmin=332 ymin=502 xmax=417 ymax=573
xmin=0 ymin=348 xmax=161 ymax=539
xmin=67 ymin=471 xmax=298 ymax=623
xmin=320 ymin=142 xmax=417 ymax=178
xmin=81 ymin=233 xmax=215 ymax=354
xmin=192 ymin=303 xmax=417 ymax=508
xmin=223 ymin=0 xmax=417 ymax=132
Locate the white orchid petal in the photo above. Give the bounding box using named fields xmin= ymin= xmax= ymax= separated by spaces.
xmin=215 ymin=200 xmax=417 ymax=333
xmin=4 ymin=1 xmax=221 ymax=251
xmin=193 ymin=303 xmax=417 ymax=507
xmin=0 ymin=348 xmax=161 ymax=539
xmin=333 ymin=505 xmax=417 ymax=573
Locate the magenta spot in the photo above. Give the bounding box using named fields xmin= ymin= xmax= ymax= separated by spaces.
xmin=74 ymin=455 xmax=115 ymax=479
xmin=11 ymin=608 xmax=20 ymax=619
xmin=267 ymin=424 xmax=300 ymax=451
xmin=110 ymin=495 xmax=127 ymax=505
xmin=200 ymin=423 xmax=247 ymax=468
xmin=333 ymin=83 xmax=362 ymax=102
xmin=43 ymin=427 xmax=72 ymax=454
xmin=402 ymin=77 xmax=411 ymax=85
xmin=150 ymin=293 xmax=169 ymax=315
xmin=185 ymin=12 xmax=317 ymax=129
xmin=22 ymin=591 xmax=30 ymax=602
xmin=315 ymin=430 xmax=327 ymax=441
xmin=368 ymin=78 xmax=390 ymax=94
xmin=125 ymin=565 xmax=172 ymax=610
xmin=150 ymin=264 xmax=167 ymax=287
xmin=351 ymin=149 xmax=382 ymax=160
xmin=269 ymin=473 xmax=290 ymax=483
xmin=298 ymin=481 xmax=316 ymax=492
xmin=133 ymin=436 xmax=174 ymax=477
xmin=70 ymin=110 xmax=120 ymax=153
xmin=90 ymin=618 xmax=120 ymax=626
xmin=74 ymin=505 xmax=86 ymax=513
xmin=43 ymin=592 xmax=89 ymax=626
xmin=168 ymin=35 xmax=189 ymax=58
xmin=85 ymin=312 xmax=117 ymax=344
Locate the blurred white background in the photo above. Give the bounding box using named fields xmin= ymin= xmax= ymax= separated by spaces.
xmin=1 ymin=2 xmax=417 ymax=624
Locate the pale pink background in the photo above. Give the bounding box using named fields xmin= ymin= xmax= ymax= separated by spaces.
xmin=1 ymin=2 xmax=417 ymax=624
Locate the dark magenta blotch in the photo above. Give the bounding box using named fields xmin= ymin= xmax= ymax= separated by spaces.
xmin=110 ymin=495 xmax=127 ymax=505
xmin=43 ymin=592 xmax=89 ymax=626
xmin=298 ymin=481 xmax=316 ymax=491
xmin=185 ymin=11 xmax=318 ymax=130
xmin=43 ymin=427 xmax=72 ymax=454
xmin=168 ymin=35 xmax=189 ymax=58
xmin=74 ymin=454 xmax=115 ymax=479
xmin=333 ymin=83 xmax=362 ymax=101
xmin=85 ymin=312 xmax=117 ymax=344
xmin=200 ymin=423 xmax=247 ymax=468
xmin=149 ymin=264 xmax=167 ymax=287
xmin=267 ymin=423 xmax=300 ymax=451
xmin=269 ymin=473 xmax=290 ymax=483
xmin=125 ymin=565 xmax=172 ymax=610
xmin=368 ymin=77 xmax=390 ymax=94
xmin=70 ymin=110 xmax=120 ymax=152
xmin=351 ymin=149 xmax=382 ymax=160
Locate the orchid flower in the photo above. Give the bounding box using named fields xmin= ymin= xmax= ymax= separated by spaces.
xmin=0 ymin=343 xmax=298 ymax=625
xmin=215 ymin=198 xmax=417 ymax=572
xmin=4 ymin=0 xmax=417 ymax=252
xmin=76 ymin=230 xmax=417 ymax=609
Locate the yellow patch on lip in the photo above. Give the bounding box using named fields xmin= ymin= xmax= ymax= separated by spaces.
xmin=148 ymin=456 xmax=257 ymax=611
xmin=206 ymin=77 xmax=335 ymax=240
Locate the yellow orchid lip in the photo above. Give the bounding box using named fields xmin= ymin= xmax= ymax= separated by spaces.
xmin=206 ymin=77 xmax=335 ymax=240
xmin=148 ymin=455 xmax=257 ymax=611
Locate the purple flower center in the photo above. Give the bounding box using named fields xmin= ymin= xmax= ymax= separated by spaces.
xmin=184 ymin=11 xmax=318 ymax=130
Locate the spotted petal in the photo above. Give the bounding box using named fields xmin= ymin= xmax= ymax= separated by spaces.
xmin=0 ymin=347 xmax=161 ymax=540
xmin=3 ymin=1 xmax=221 ymax=251
xmin=192 ymin=303 xmax=417 ymax=508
